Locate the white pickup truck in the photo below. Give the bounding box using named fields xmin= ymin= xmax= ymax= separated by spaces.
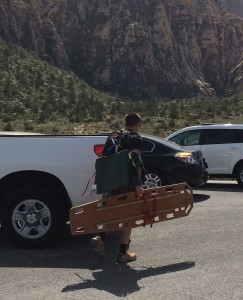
xmin=0 ymin=131 xmax=208 ymax=248
xmin=0 ymin=132 xmax=106 ymax=248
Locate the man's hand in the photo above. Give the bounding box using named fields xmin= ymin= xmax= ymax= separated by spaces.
xmin=135 ymin=185 xmax=144 ymax=197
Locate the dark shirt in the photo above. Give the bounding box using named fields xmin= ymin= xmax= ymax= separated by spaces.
xmin=120 ymin=130 xmax=143 ymax=152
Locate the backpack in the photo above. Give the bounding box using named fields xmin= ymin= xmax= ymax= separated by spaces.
xmin=102 ymin=129 xmax=127 ymax=156
xmin=95 ymin=130 xmax=140 ymax=194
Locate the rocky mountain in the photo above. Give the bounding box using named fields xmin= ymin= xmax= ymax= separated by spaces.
xmin=0 ymin=0 xmax=243 ymax=99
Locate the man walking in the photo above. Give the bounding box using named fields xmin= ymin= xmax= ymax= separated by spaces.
xmin=91 ymin=112 xmax=144 ymax=263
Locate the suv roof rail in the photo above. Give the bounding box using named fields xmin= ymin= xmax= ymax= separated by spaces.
xmin=201 ymin=123 xmax=234 ymax=126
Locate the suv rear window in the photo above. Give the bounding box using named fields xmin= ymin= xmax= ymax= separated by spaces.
xmin=169 ymin=130 xmax=201 ymax=146
xmin=201 ymin=129 xmax=243 ymax=144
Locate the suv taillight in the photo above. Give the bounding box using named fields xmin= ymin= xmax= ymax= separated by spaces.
xmin=94 ymin=144 xmax=105 ymax=157
xmin=175 ymin=152 xmax=197 ymax=164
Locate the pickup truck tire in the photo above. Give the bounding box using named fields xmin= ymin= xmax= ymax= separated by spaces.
xmin=1 ymin=185 xmax=66 ymax=248
xmin=235 ymin=163 xmax=243 ymax=186
xmin=141 ymin=169 xmax=168 ymax=189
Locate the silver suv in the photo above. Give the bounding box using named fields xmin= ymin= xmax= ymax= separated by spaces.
xmin=166 ymin=124 xmax=243 ymax=186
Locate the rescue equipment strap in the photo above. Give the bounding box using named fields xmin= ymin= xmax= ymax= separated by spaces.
xmin=81 ymin=173 xmax=96 ymax=196
xmin=141 ymin=192 xmax=158 ymax=227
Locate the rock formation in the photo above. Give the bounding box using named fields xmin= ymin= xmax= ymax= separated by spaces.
xmin=226 ymin=61 xmax=243 ymax=95
xmin=0 ymin=0 xmax=243 ymax=99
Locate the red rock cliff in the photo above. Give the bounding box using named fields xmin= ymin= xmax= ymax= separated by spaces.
xmin=1 ymin=0 xmax=243 ymax=99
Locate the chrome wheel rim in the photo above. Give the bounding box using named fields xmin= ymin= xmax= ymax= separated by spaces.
xmin=141 ymin=173 xmax=161 ymax=189
xmin=12 ymin=199 xmax=51 ymax=239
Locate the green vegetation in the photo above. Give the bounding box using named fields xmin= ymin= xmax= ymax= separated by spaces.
xmin=0 ymin=40 xmax=243 ymax=137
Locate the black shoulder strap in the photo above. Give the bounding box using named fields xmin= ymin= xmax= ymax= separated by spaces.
xmin=117 ymin=129 xmax=130 ymax=150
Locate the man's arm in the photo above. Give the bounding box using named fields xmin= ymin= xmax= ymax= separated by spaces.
xmin=131 ymin=149 xmax=144 ymax=196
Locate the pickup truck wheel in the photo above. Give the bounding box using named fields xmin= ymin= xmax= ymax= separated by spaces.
xmin=141 ymin=169 xmax=168 ymax=189
xmin=1 ymin=185 xmax=65 ymax=248
xmin=235 ymin=164 xmax=243 ymax=186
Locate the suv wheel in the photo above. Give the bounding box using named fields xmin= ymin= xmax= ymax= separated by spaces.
xmin=235 ymin=164 xmax=243 ymax=186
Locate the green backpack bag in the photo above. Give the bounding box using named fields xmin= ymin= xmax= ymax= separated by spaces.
xmin=95 ymin=149 xmax=133 ymax=194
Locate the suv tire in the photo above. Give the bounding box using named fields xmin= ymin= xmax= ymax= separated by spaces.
xmin=235 ymin=163 xmax=243 ymax=186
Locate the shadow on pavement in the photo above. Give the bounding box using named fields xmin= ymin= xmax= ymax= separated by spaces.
xmin=194 ymin=181 xmax=242 ymax=193
xmin=62 ymin=260 xmax=195 ymax=297
xmin=0 ymin=228 xmax=119 ymax=270
xmin=193 ymin=193 xmax=210 ymax=203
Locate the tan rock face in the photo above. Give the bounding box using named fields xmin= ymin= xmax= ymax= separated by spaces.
xmin=226 ymin=61 xmax=243 ymax=95
xmin=1 ymin=0 xmax=243 ymax=98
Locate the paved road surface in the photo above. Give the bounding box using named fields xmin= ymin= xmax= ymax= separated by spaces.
xmin=0 ymin=180 xmax=242 ymax=300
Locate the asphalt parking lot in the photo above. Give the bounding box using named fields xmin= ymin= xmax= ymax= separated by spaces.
xmin=0 ymin=180 xmax=242 ymax=300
